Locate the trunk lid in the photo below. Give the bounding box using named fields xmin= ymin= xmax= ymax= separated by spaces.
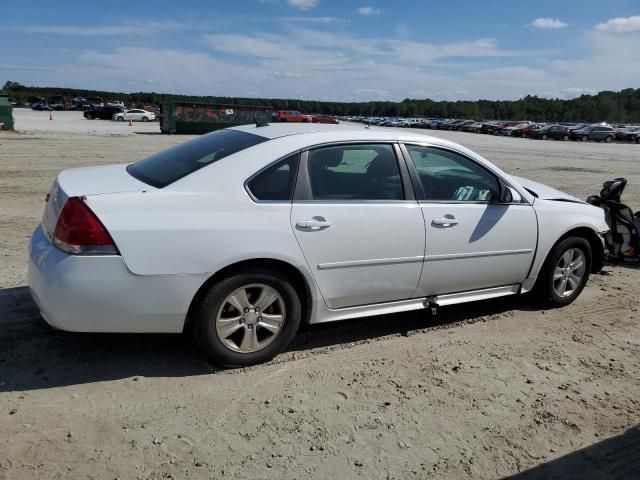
xmin=42 ymin=164 xmax=151 ymax=236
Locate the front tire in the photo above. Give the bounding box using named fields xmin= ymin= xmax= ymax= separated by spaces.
xmin=142 ymin=116 xmax=149 ymax=122
xmin=192 ymin=270 xmax=301 ymax=367
xmin=535 ymin=237 xmax=591 ymax=307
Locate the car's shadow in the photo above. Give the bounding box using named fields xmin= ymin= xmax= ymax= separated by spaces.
xmin=506 ymin=425 xmax=640 ymax=479
xmin=0 ymin=285 xmax=539 ymax=393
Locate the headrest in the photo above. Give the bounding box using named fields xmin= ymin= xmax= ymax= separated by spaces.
xmin=311 ymin=148 xmax=343 ymax=168
xmin=366 ymin=152 xmax=397 ymax=179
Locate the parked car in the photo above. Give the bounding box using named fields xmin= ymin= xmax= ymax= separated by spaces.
xmin=497 ymin=121 xmax=529 ymax=136
xmin=463 ymin=122 xmax=484 ymax=133
xmin=84 ymin=106 xmax=126 ymax=120
xmin=532 ymin=125 xmax=570 ymax=141
xmin=274 ymin=110 xmax=312 ymax=123
xmin=29 ymin=124 xmax=607 ymax=366
xmin=31 ymin=103 xmax=53 ymax=111
xmin=500 ymin=122 xmax=532 ymax=137
xmin=570 ymin=125 xmax=615 ymax=142
xmin=515 ymin=123 xmax=546 ymax=138
xmin=311 ymin=115 xmax=339 ymax=124
xmin=479 ymin=121 xmax=503 ymax=135
xmin=48 ymin=96 xmax=66 ymax=111
xmin=628 ymin=131 xmax=640 ymax=144
xmin=615 ymin=126 xmax=640 ymax=141
xmin=113 ymin=109 xmax=156 ymax=122
xmin=567 ymin=123 xmax=589 ymax=134
xmin=453 ymin=120 xmax=476 ymax=131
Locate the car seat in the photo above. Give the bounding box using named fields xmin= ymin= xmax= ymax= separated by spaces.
xmin=365 ymin=152 xmax=403 ymax=199
xmin=587 ymin=178 xmax=640 ymax=261
xmin=309 ymin=149 xmax=343 ymax=198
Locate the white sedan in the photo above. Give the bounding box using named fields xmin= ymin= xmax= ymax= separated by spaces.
xmin=29 ymin=124 xmax=607 ymax=366
xmin=113 ymin=109 xmax=155 ymax=122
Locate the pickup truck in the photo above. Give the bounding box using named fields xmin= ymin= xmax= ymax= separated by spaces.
xmin=274 ymin=110 xmax=312 ymax=123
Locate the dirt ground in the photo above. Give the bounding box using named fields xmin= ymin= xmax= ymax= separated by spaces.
xmin=1 ymin=112 xmax=640 ymax=479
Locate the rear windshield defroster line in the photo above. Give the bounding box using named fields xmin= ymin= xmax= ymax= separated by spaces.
xmin=127 ymin=129 xmax=268 ymax=188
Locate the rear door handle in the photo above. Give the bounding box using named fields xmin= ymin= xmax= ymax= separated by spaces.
xmin=296 ymin=218 xmax=332 ymax=230
xmin=432 ymin=216 xmax=459 ymax=226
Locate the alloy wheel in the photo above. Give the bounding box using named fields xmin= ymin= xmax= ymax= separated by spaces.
xmin=215 ymin=284 xmax=286 ymax=353
xmin=553 ymin=248 xmax=586 ymax=298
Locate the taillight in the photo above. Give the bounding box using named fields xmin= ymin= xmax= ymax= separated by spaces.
xmin=53 ymin=197 xmax=118 ymax=255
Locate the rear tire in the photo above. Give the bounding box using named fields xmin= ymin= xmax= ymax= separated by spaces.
xmin=192 ymin=270 xmax=301 ymax=367
xmin=542 ymin=134 xmax=548 ymax=140
xmin=563 ymin=135 xmax=569 ymax=141
xmin=534 ymin=237 xmax=592 ymax=307
xmin=581 ymin=135 xmax=588 ymax=142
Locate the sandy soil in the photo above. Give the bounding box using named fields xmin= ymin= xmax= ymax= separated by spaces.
xmin=1 ymin=114 xmax=640 ymax=479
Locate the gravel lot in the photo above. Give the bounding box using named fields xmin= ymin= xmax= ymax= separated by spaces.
xmin=1 ymin=111 xmax=639 ymax=479
xmin=10 ymin=108 xmax=160 ymax=135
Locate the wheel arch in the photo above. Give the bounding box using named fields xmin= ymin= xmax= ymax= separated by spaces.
xmin=555 ymin=226 xmax=604 ymax=273
xmin=184 ymin=258 xmax=313 ymax=332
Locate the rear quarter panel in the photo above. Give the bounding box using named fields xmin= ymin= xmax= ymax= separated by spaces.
xmin=86 ymin=189 xmax=308 ymax=277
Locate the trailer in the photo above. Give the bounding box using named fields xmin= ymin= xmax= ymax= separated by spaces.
xmin=160 ymin=102 xmax=272 ymax=134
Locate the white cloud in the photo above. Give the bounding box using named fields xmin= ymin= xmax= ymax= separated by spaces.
xmin=287 ymin=0 xmax=318 ymax=11
xmin=7 ymin=17 xmax=640 ymax=103
xmin=21 ymin=21 xmax=183 ymax=36
xmin=280 ymin=16 xmax=346 ymax=24
xmin=357 ymin=7 xmax=382 ymax=15
xmin=531 ymin=18 xmax=568 ymax=29
xmin=596 ymin=15 xmax=640 ymax=33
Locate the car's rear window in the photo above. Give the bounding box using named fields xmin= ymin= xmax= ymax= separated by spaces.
xmin=127 ymin=129 xmax=268 ymax=188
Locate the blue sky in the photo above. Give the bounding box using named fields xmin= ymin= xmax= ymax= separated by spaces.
xmin=2 ymin=0 xmax=640 ymax=101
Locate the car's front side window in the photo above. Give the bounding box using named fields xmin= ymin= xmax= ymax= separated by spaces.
xmin=306 ymin=144 xmax=403 ymax=201
xmin=405 ymin=145 xmax=501 ymax=202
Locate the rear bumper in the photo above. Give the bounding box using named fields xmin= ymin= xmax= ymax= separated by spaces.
xmin=28 ymin=225 xmax=207 ymax=333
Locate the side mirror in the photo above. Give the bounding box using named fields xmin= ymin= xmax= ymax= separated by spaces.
xmin=499 ymin=186 xmax=521 ymax=204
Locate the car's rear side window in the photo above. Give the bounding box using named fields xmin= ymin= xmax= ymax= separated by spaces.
xmin=127 ymin=129 xmax=268 ymax=188
xmin=307 ymin=144 xmax=403 ymax=200
xmin=247 ymin=154 xmax=299 ymax=201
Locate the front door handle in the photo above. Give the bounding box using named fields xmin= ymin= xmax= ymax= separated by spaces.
xmin=432 ymin=216 xmax=459 ymax=227
xmin=296 ymin=217 xmax=332 ymax=230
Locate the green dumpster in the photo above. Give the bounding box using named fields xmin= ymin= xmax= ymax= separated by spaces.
xmin=160 ymin=102 xmax=272 ymax=134
xmin=0 ymin=95 xmax=14 ymax=131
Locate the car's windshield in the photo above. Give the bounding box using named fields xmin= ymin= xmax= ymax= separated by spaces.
xmin=127 ymin=129 xmax=268 ymax=188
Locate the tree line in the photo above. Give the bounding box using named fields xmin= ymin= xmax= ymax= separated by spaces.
xmin=3 ymin=81 xmax=640 ymax=123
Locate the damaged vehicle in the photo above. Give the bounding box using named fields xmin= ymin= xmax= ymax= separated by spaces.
xmin=29 ymin=124 xmax=608 ymax=366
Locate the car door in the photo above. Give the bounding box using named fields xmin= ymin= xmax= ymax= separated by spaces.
xmin=291 ymin=143 xmax=425 ymax=309
xmin=402 ymin=144 xmax=537 ymax=297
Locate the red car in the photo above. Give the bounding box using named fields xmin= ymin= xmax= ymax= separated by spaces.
xmin=274 ymin=110 xmax=312 ymax=122
xmin=311 ymin=114 xmax=339 ymax=124
xmin=516 ymin=123 xmax=546 ymax=138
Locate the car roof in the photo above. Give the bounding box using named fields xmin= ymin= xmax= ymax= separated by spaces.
xmin=230 ymin=122 xmax=456 ymax=147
